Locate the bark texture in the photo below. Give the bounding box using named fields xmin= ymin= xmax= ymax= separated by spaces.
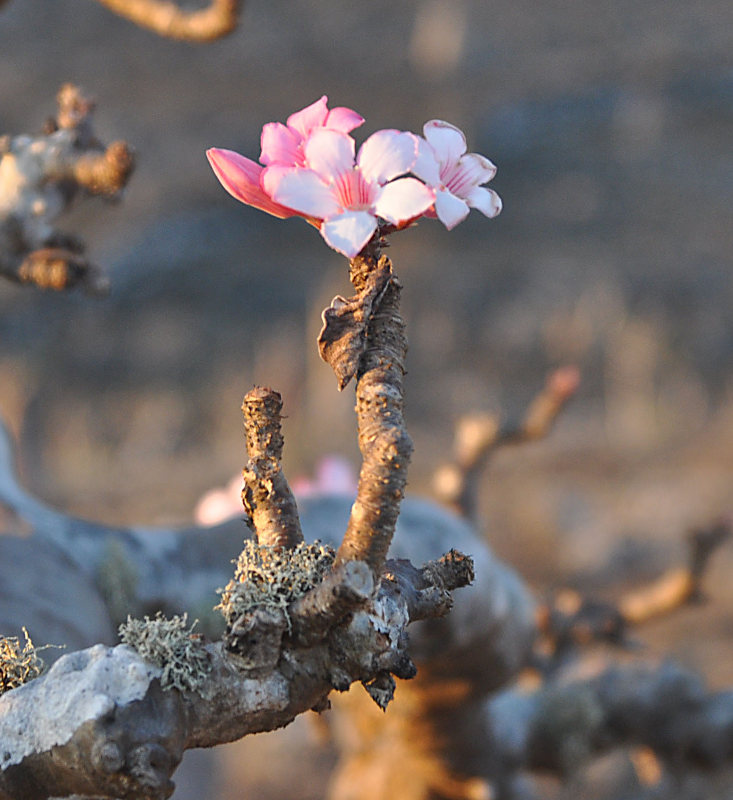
xmin=334 ymin=250 xmax=413 ymax=576
xmin=240 ymin=386 xmax=303 ymax=549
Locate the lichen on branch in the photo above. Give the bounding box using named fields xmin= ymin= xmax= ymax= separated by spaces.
xmin=0 ymin=629 xmax=44 ymax=696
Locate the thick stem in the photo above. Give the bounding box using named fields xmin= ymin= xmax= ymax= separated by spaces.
xmin=336 ymin=249 xmax=413 ymax=576
xmin=241 ymin=386 xmax=303 ymax=549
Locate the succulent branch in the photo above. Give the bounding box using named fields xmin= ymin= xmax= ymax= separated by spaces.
xmin=327 ymin=245 xmax=413 ymax=576
xmin=94 ymin=0 xmax=243 ymax=41
xmin=0 ymin=84 xmax=134 ymax=294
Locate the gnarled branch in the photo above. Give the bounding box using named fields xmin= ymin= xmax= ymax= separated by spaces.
xmin=334 ymin=248 xmax=413 ymax=576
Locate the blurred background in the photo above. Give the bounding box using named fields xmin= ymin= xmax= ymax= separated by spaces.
xmin=1 ymin=0 xmax=733 ymax=796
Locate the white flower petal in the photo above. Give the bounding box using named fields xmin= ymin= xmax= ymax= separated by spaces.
xmin=434 ymin=188 xmax=470 ymax=230
xmin=412 ymin=137 xmax=441 ymax=186
xmin=272 ymin=168 xmax=342 ymax=219
xmin=458 ymin=152 xmax=497 ymax=185
xmin=423 ymin=120 xmax=467 ymax=164
xmin=466 ymin=186 xmax=502 ymax=218
xmin=303 ymin=128 xmax=356 ymax=183
xmin=374 ymin=178 xmax=435 ymax=225
xmin=357 ymin=130 xmax=418 ymax=185
xmin=321 ymin=210 xmax=377 ymax=258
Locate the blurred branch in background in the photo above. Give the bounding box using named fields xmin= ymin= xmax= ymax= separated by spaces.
xmin=0 ymin=84 xmax=134 ymax=294
xmin=433 ymin=366 xmax=580 ymax=523
xmin=94 ymin=0 xmax=243 ymax=41
xmin=535 ymin=518 xmax=732 ymax=671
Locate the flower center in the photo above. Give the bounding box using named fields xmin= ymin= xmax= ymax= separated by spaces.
xmin=333 ymin=168 xmax=375 ymax=211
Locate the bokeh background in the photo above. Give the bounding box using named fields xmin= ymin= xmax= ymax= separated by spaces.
xmin=1 ymin=0 xmax=733 ymax=797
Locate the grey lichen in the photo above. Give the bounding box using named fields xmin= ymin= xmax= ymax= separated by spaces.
xmin=118 ymin=613 xmax=212 ymax=696
xmin=217 ymin=540 xmax=336 ymax=630
xmin=0 ymin=628 xmax=44 ymax=695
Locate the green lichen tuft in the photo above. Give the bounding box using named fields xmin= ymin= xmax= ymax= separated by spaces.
xmin=118 ymin=613 xmax=212 ymax=696
xmin=0 ymin=628 xmax=44 ymax=695
xmin=217 ymin=540 xmax=336 ymax=629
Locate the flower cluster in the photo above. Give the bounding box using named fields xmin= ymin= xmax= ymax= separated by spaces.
xmin=207 ymin=96 xmax=501 ymax=258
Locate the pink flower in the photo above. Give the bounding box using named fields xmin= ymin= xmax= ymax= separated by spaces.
xmin=269 ymin=128 xmax=435 ymax=258
xmin=291 ymin=456 xmax=358 ymax=499
xmin=206 ymin=147 xmax=307 ymax=220
xmin=260 ymin=95 xmax=364 ymax=168
xmin=413 ymin=120 xmax=502 ymax=230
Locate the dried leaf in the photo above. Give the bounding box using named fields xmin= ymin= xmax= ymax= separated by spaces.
xmin=317 ymin=261 xmax=392 ymax=390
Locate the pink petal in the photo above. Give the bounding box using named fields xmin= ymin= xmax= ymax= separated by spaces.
xmin=373 ymin=177 xmax=435 ymax=225
xmin=260 ymin=164 xmax=292 ymax=198
xmin=272 ymin=167 xmax=342 ymax=219
xmin=423 ymin=120 xmax=467 ymax=164
xmin=357 ymin=130 xmax=418 ymax=185
xmin=260 ymin=122 xmax=302 ymax=166
xmin=286 ymin=96 xmax=329 ymax=137
xmin=206 ymin=148 xmax=298 ymax=219
xmin=466 ymin=186 xmax=502 ymax=218
xmin=412 ymin=137 xmax=441 ymax=186
xmin=434 ymin=188 xmax=470 ymax=229
xmin=325 ymin=106 xmax=365 ymax=134
xmin=320 ymin=210 xmax=377 ymax=258
xmin=303 ymin=129 xmax=356 ymax=182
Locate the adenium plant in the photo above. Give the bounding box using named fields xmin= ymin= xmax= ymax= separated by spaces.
xmin=207 ymin=96 xmax=501 ymax=258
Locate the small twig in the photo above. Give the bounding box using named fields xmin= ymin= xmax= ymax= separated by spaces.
xmin=334 ymin=244 xmax=413 ymax=577
xmin=535 ymin=519 xmax=732 ymax=667
xmin=94 ymin=0 xmax=243 ymax=41
xmin=241 ymin=386 xmax=303 ymax=549
xmin=433 ymin=366 xmax=580 ymax=520
xmin=620 ymin=518 xmax=731 ymax=624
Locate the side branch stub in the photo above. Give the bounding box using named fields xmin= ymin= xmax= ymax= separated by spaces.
xmin=241 ymin=387 xmax=303 ymax=549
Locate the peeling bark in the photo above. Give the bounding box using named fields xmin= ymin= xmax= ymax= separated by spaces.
xmin=335 ymin=248 xmax=413 ymax=576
